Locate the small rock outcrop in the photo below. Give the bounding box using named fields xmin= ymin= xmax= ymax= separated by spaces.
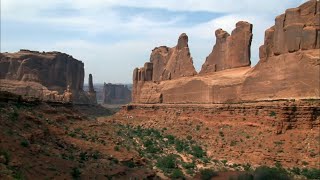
xmin=0 ymin=50 xmax=96 ymax=104
xmin=200 ymin=21 xmax=253 ymax=74
xmin=103 ymin=83 xmax=131 ymax=104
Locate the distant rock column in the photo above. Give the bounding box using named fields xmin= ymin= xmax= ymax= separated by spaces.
xmin=89 ymin=74 xmax=94 ymax=92
xmin=87 ymin=73 xmax=97 ymax=104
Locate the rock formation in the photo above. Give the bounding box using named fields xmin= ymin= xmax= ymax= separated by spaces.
xmin=200 ymin=21 xmax=253 ymax=74
xmin=87 ymin=74 xmax=97 ymax=104
xmin=132 ymin=0 xmax=320 ymax=104
xmin=132 ymin=33 xmax=197 ymax=102
xmin=0 ymin=50 xmax=97 ymax=104
xmin=103 ymin=83 xmax=131 ymax=104
xmin=150 ymin=33 xmax=197 ymax=81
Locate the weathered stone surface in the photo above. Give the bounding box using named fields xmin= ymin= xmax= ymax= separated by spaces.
xmin=133 ymin=68 xmax=139 ymax=82
xmin=284 ymin=23 xmax=304 ymax=52
xmin=0 ymin=50 xmax=96 ymax=104
xmin=301 ymin=26 xmax=317 ymax=50
xmin=144 ymin=62 xmax=153 ymax=81
xmin=102 ymin=83 xmax=131 ymax=104
xmin=200 ymin=21 xmax=252 ymax=74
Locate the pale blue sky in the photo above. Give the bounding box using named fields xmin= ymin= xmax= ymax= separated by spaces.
xmin=1 ymin=0 xmax=306 ymax=83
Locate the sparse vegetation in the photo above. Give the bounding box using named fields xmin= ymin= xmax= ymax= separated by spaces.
xmin=269 ymin=111 xmax=276 ymax=117
xmin=200 ymin=168 xmax=218 ymax=180
xmin=71 ymin=167 xmax=81 ymax=179
xmin=20 ymin=139 xmax=30 ymax=147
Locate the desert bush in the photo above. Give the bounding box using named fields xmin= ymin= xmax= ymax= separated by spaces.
xmin=269 ymin=111 xmax=276 ymax=117
xmin=114 ymin=146 xmax=120 ymax=151
xmin=156 ymin=154 xmax=177 ymax=172
xmin=0 ymin=149 xmax=10 ymax=165
xmin=191 ymin=145 xmax=206 ymax=158
xmin=182 ymin=162 xmax=195 ymax=169
xmin=171 ymin=169 xmax=185 ymax=179
xmin=20 ymin=139 xmax=29 ymax=147
xmin=253 ymin=166 xmax=290 ymax=180
xmin=229 ymin=173 xmax=253 ymax=180
xmin=71 ymin=167 xmax=81 ymax=179
xmin=9 ymin=110 xmax=19 ymax=121
xmin=200 ymin=168 xmax=218 ymax=180
xmin=165 ymin=135 xmax=175 ymax=144
xmin=300 ymin=168 xmax=320 ymax=179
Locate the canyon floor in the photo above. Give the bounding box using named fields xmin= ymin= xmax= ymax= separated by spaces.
xmin=0 ymin=99 xmax=319 ymax=179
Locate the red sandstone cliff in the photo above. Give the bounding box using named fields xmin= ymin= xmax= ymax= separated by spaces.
xmin=132 ymin=0 xmax=320 ymax=104
xmin=0 ymin=50 xmax=97 ymax=104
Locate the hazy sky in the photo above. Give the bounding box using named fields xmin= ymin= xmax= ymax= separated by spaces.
xmin=1 ymin=0 xmax=306 ymax=84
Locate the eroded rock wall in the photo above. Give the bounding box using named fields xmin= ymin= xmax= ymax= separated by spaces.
xmin=0 ymin=50 xmax=96 ymax=104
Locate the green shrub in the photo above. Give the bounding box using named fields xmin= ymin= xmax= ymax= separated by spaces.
xmin=182 ymin=162 xmax=195 ymax=169
xmin=301 ymin=168 xmax=320 ymax=179
xmin=9 ymin=110 xmax=19 ymax=121
xmin=243 ymin=163 xmax=251 ymax=171
xmin=0 ymin=149 xmax=10 ymax=165
xmin=20 ymin=139 xmax=29 ymax=147
xmin=165 ymin=135 xmax=175 ymax=144
xmin=114 ymin=146 xmax=120 ymax=151
xmin=186 ymin=135 xmax=192 ymax=141
xmin=254 ymin=166 xmax=290 ymax=180
xmin=269 ymin=111 xmax=276 ymax=117
xmin=290 ymin=167 xmax=300 ymax=175
xmin=231 ymin=173 xmax=254 ymax=180
xmin=156 ymin=154 xmax=177 ymax=172
xmin=175 ymin=140 xmax=187 ymax=152
xmin=171 ymin=169 xmax=184 ymax=179
xmin=71 ymin=167 xmax=81 ymax=179
xmin=191 ymin=145 xmax=206 ymax=158
xmin=200 ymin=168 xmax=218 ymax=180
xmin=122 ymin=160 xmax=135 ymax=168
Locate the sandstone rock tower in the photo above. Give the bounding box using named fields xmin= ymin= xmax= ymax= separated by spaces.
xmin=150 ymin=33 xmax=197 ymax=81
xmin=87 ymin=74 xmax=97 ymax=104
xmin=200 ymin=21 xmax=253 ymax=74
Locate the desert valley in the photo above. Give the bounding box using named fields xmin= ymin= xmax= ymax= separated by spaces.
xmin=0 ymin=0 xmax=320 ymax=179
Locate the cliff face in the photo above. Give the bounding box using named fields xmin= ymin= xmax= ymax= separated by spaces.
xmin=200 ymin=21 xmax=253 ymax=74
xmin=0 ymin=50 xmax=84 ymax=93
xmin=242 ymin=0 xmax=320 ymax=100
xmin=0 ymin=50 xmax=96 ymax=104
xmin=132 ymin=0 xmax=320 ymax=104
xmin=103 ymin=83 xmax=131 ymax=104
